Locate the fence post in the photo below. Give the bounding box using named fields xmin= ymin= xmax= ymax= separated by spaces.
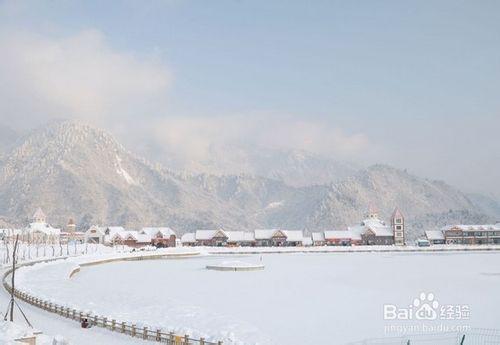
xmin=131 ymin=324 xmax=136 ymax=337
xmin=121 ymin=321 xmax=126 ymax=333
xmin=111 ymin=319 xmax=116 ymax=331
xmin=200 ymin=337 xmax=205 ymax=345
xmin=156 ymin=329 xmax=161 ymax=341
xmin=143 ymin=326 xmax=148 ymax=339
xmin=184 ymin=334 xmax=189 ymax=345
xmin=97 ymin=315 xmax=102 ymax=327
xmin=218 ymin=341 xmax=223 ymax=345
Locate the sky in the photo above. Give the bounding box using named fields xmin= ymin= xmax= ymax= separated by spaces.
xmin=0 ymin=0 xmax=499 ymax=197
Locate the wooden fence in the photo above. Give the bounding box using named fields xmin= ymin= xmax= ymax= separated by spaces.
xmin=3 ymin=261 xmax=222 ymax=345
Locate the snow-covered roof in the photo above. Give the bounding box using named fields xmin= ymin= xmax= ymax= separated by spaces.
xmin=254 ymin=229 xmax=280 ymax=240
xmin=282 ymin=230 xmax=303 ymax=242
xmin=425 ymin=230 xmax=445 ymax=240
xmin=110 ymin=230 xmax=151 ymax=243
xmin=105 ymin=226 xmax=126 ymax=236
xmin=311 ymin=232 xmax=325 ymax=242
xmin=355 ymin=217 xmax=393 ymax=237
xmin=86 ymin=225 xmax=105 ymax=236
xmin=226 ymin=231 xmax=255 ymax=242
xmin=33 ymin=207 xmax=46 ymax=221
xmin=195 ymin=229 xmax=227 ymax=240
xmin=324 ymin=230 xmax=357 ymax=240
xmin=140 ymin=227 xmax=176 ymax=237
xmin=181 ymin=232 xmax=196 ymax=243
xmin=441 ymin=224 xmax=500 ymax=232
xmin=26 ymin=222 xmax=60 ymax=236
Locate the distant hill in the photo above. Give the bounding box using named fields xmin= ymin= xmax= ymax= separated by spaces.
xmin=0 ymin=120 xmax=495 ymax=240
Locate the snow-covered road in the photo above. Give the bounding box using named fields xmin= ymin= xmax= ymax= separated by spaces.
xmin=0 ymin=266 xmax=149 ymax=344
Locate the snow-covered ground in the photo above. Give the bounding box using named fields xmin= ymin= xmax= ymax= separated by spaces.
xmin=12 ymin=250 xmax=500 ymax=344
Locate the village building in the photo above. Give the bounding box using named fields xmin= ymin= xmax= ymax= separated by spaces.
xmin=254 ymin=229 xmax=304 ymax=247
xmin=225 ymin=231 xmax=256 ymax=247
xmin=321 ymin=207 xmax=404 ymax=246
xmin=391 ymin=208 xmax=405 ymax=246
xmin=441 ymin=224 xmax=500 ymax=245
xmin=84 ymin=225 xmax=106 ymax=244
xmin=425 ymin=230 xmax=446 ymax=245
xmin=20 ymin=208 xmax=61 ymax=244
xmin=195 ymin=229 xmax=229 ymax=246
xmin=108 ymin=230 xmax=152 ymax=248
xmin=311 ymin=232 xmax=326 ymax=246
xmin=60 ymin=218 xmax=85 ymax=244
xmin=324 ymin=230 xmax=361 ymax=246
xmin=180 ymin=232 xmax=196 ymax=246
xmin=140 ymin=227 xmax=176 ymax=247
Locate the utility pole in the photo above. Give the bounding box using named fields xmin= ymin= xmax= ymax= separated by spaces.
xmin=4 ymin=234 xmax=32 ymax=327
xmin=9 ymin=234 xmax=19 ymax=321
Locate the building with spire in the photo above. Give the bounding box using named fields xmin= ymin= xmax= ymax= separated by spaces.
xmin=22 ymin=208 xmax=61 ymax=244
xmin=391 ymin=207 xmax=405 ymax=246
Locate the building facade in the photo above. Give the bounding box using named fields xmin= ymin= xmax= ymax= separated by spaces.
xmin=442 ymin=225 xmax=500 ymax=245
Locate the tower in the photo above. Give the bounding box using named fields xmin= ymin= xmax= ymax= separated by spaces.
xmin=391 ymin=207 xmax=405 ymax=246
xmin=366 ymin=204 xmax=379 ymax=219
xmin=67 ymin=218 xmax=76 ymax=234
xmin=33 ymin=208 xmax=46 ymax=223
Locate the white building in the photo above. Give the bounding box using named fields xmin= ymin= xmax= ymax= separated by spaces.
xmin=19 ymin=208 xmax=61 ymax=244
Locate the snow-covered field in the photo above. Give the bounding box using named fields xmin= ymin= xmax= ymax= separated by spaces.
xmin=13 ymin=251 xmax=500 ymax=344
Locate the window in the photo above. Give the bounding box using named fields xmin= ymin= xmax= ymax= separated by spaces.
xmin=396 ymin=225 xmax=402 ymax=230
xmin=395 ymin=218 xmax=402 ymax=224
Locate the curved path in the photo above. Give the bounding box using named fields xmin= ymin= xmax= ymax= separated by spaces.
xmin=1 ymin=248 xmax=203 ymax=345
xmin=0 ymin=267 xmax=148 ymax=345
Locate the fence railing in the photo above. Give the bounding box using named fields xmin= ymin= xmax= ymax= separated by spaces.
xmin=2 ymin=260 xmax=222 ymax=345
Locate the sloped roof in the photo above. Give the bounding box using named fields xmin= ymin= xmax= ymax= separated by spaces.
xmin=106 ymin=226 xmax=126 ymax=236
xmin=254 ymin=229 xmax=280 ymax=240
xmin=110 ymin=230 xmax=151 ymax=243
xmin=226 ymin=231 xmax=255 ymax=242
xmin=311 ymin=232 xmax=325 ymax=242
xmin=181 ymin=233 xmax=196 ymax=243
xmin=357 ymin=217 xmax=393 ymax=237
xmin=33 ymin=208 xmax=46 ymax=220
xmin=392 ymin=207 xmax=404 ymax=220
xmin=441 ymin=224 xmax=500 ymax=231
xmin=195 ymin=229 xmax=227 ymax=240
xmin=425 ymin=230 xmax=445 ymax=240
xmin=282 ymin=230 xmax=303 ymax=242
xmin=27 ymin=222 xmax=60 ymax=236
xmin=141 ymin=227 xmax=176 ymax=237
xmin=86 ymin=225 xmax=105 ymax=235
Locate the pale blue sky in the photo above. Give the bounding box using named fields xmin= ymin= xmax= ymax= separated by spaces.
xmin=0 ymin=0 xmax=499 ymax=196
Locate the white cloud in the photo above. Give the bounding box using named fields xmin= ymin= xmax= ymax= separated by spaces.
xmin=0 ymin=28 xmax=371 ymax=176
xmin=151 ymin=114 xmax=370 ymax=165
xmin=0 ymin=29 xmax=170 ymax=128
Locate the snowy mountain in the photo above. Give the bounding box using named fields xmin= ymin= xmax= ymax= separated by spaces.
xmin=0 ymin=120 xmax=495 ymax=239
xmin=156 ymin=143 xmax=359 ymax=187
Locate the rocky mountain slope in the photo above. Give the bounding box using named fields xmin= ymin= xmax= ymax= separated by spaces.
xmin=0 ymin=120 xmax=496 ymax=240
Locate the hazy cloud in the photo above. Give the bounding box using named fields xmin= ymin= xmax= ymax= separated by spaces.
xmin=151 ymin=114 xmax=370 ymax=165
xmin=0 ymin=29 xmax=170 ymax=129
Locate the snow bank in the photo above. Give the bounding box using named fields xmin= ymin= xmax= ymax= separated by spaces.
xmin=0 ymin=321 xmax=67 ymax=345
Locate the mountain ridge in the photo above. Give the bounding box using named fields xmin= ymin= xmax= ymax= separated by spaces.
xmin=0 ymin=120 xmax=496 ymax=241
